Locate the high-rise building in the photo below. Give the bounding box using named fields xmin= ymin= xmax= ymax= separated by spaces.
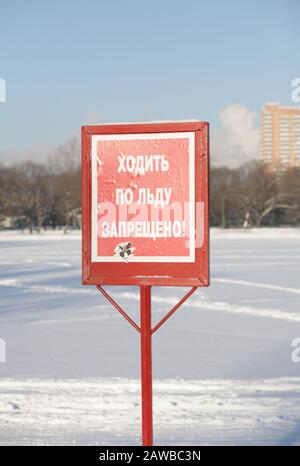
xmin=260 ymin=103 xmax=300 ymax=171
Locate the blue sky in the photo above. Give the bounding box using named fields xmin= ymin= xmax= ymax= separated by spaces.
xmin=0 ymin=0 xmax=299 ymax=163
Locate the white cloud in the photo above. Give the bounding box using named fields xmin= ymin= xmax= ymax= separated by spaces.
xmin=212 ymin=104 xmax=260 ymax=168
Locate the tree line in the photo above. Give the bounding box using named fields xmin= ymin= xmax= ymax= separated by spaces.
xmin=0 ymin=139 xmax=81 ymax=232
xmin=210 ymin=161 xmax=300 ymax=227
xmin=0 ymin=138 xmax=299 ymax=231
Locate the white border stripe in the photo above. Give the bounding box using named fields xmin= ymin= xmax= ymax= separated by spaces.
xmin=91 ymin=132 xmax=195 ymax=263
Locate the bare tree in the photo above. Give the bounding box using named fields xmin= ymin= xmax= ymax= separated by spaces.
xmin=48 ymin=137 xmax=80 ymax=175
xmin=3 ymin=162 xmax=50 ymax=232
xmin=236 ymin=162 xmax=297 ymax=227
xmin=278 ymin=168 xmax=300 ymax=224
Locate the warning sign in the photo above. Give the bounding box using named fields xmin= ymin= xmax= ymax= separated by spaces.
xmin=82 ymin=121 xmax=209 ymax=286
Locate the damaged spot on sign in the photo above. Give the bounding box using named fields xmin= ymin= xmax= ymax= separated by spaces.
xmin=114 ymin=242 xmax=136 ymax=261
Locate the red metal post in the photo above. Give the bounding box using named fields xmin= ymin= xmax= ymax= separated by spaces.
xmin=140 ymin=285 xmax=153 ymax=446
xmin=95 ymin=285 xmax=198 ymax=445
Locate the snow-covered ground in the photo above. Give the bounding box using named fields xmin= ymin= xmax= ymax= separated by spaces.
xmin=0 ymin=228 xmax=300 ymax=445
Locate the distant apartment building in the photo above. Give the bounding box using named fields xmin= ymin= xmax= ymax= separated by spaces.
xmin=260 ymin=103 xmax=300 ymax=171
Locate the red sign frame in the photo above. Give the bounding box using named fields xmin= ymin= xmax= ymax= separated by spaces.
xmin=81 ymin=121 xmax=209 ymax=287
